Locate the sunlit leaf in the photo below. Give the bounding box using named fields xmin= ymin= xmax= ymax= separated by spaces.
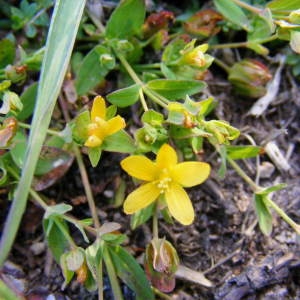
xmin=17 ymin=82 xmax=38 ymax=121
xmin=105 ymin=0 xmax=146 ymax=39
xmin=213 ymin=0 xmax=251 ymax=31
xmin=102 ymin=130 xmax=136 ymax=153
xmin=108 ymin=245 xmax=155 ymax=300
xmin=254 ymin=194 xmax=273 ymax=235
xmin=267 ymin=0 xmax=300 ymax=11
xmin=226 ymin=145 xmax=262 ymax=160
xmin=146 ymin=79 xmax=206 ymax=100
xmin=107 ymin=84 xmax=141 ymax=107
xmin=75 ymin=45 xmax=111 ymax=96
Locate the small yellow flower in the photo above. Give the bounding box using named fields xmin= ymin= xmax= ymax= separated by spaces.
xmin=121 ymin=144 xmax=210 ymax=225
xmin=85 ymin=96 xmax=126 ymax=148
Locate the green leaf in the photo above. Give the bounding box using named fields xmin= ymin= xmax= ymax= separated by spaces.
xmin=254 ymin=194 xmax=273 ymax=235
xmin=43 ymin=218 xmax=70 ymax=262
xmin=267 ymin=0 xmax=300 ymax=11
xmin=0 ymin=0 xmax=86 ymax=266
xmin=66 ymin=248 xmax=85 ymax=271
xmin=105 ymin=0 xmax=146 ymax=39
xmin=146 ymin=79 xmax=206 ymax=100
xmin=108 ymin=245 xmax=155 ymax=300
xmin=213 ymin=0 xmax=251 ymax=31
xmin=256 ymin=183 xmax=287 ymax=195
xmin=102 ymin=130 xmax=136 ymax=153
xmin=85 ymin=240 xmax=104 ymax=281
xmin=218 ymin=144 xmax=227 ymax=179
xmin=17 ymin=82 xmax=38 ymax=121
xmin=75 ymin=45 xmax=111 ymax=96
xmin=0 ymin=159 xmax=7 ymax=186
xmin=226 ymin=145 xmax=261 ymax=160
xmin=44 ymin=203 xmax=72 ymax=219
xmin=0 ymin=39 xmax=15 ymax=68
xmin=142 ymin=109 xmax=164 ymax=126
xmin=106 ymin=84 xmax=141 ymax=107
xmin=60 ymin=252 xmax=75 ymax=289
xmin=88 ymin=147 xmax=102 ymax=167
xmin=131 ymin=202 xmax=155 ymax=229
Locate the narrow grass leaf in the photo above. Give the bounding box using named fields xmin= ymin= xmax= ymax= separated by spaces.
xmin=0 ymin=0 xmax=86 ymax=266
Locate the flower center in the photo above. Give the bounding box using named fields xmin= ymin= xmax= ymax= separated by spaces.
xmin=156 ymin=168 xmax=172 ymax=193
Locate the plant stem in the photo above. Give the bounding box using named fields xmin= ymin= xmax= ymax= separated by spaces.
xmin=116 ymin=53 xmax=169 ymax=108
xmin=17 ymin=120 xmax=61 ymax=137
xmin=103 ymin=246 xmax=124 ymax=300
xmin=210 ymin=41 xmax=248 ymax=50
xmin=231 ymin=0 xmax=262 ymax=14
xmin=227 ymin=157 xmax=260 ymax=192
xmin=139 ymin=88 xmax=149 ymax=111
xmin=152 ymin=287 xmax=173 ymax=300
xmin=265 ymin=197 xmax=300 ymax=235
xmin=98 ymin=258 xmax=104 ymax=300
xmin=73 ymin=145 xmax=101 ymax=230
xmin=213 ymin=57 xmax=230 ymax=73
xmin=152 ymin=203 xmax=159 ymax=240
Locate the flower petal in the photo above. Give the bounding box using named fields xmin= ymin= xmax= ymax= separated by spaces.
xmin=121 ymin=156 xmax=158 ymax=181
xmin=171 ymin=162 xmax=210 ymax=187
xmin=156 ymin=144 xmax=177 ymax=169
xmin=123 ymin=182 xmax=160 ymax=214
xmin=106 ymin=116 xmax=126 ymax=136
xmin=91 ymin=96 xmax=106 ymax=121
xmin=165 ymin=183 xmax=194 ymax=225
xmin=84 ymin=135 xmax=102 ymax=148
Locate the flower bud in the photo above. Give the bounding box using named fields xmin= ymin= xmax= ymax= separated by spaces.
xmin=0 ymin=117 xmax=18 ymax=148
xmin=0 ymin=91 xmax=23 ymax=115
xmin=5 ymin=64 xmax=27 ymax=84
xmin=99 ymin=53 xmax=115 ymax=70
xmin=144 ymin=238 xmax=179 ymax=293
xmin=228 ymin=59 xmax=272 ymax=98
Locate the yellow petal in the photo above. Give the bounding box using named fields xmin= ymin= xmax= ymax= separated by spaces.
xmin=171 ymin=162 xmax=210 ymax=187
xmin=165 ymin=182 xmax=194 ymax=225
xmin=85 ymin=135 xmax=103 ymax=148
xmin=156 ymin=144 xmax=177 ymax=169
xmin=123 ymin=182 xmax=160 ymax=214
xmin=121 ymin=156 xmax=158 ymax=181
xmin=91 ymin=96 xmax=106 ymax=121
xmin=106 ymin=116 xmax=126 ymax=136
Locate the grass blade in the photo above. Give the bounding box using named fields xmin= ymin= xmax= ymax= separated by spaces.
xmin=0 ymin=0 xmax=86 ymax=266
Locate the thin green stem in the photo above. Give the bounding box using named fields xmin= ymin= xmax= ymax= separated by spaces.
xmin=227 ymin=157 xmax=260 ymax=192
xmin=231 ymin=0 xmax=262 ymax=14
xmin=211 ymin=34 xmax=278 ymax=50
xmin=116 ymin=53 xmax=169 ymax=108
xmin=133 ymin=63 xmax=162 ymax=70
xmin=17 ymin=121 xmax=61 ymax=137
xmin=152 ymin=203 xmax=159 ymax=240
xmin=213 ymin=57 xmax=230 ymax=73
xmin=73 ymin=145 xmax=101 ymax=230
xmin=55 ymin=217 xmax=77 ymax=249
xmin=104 ymin=247 xmax=124 ymax=300
xmin=210 ymin=41 xmax=247 ymax=50
xmin=265 ymin=197 xmax=300 ymax=235
xmin=97 ymin=259 xmax=104 ymax=300
xmin=139 ymin=88 xmax=149 ymax=111
xmin=117 ymin=53 xmax=143 ymax=84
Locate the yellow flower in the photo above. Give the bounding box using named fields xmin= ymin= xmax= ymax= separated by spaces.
xmin=121 ymin=144 xmax=210 ymax=225
xmin=85 ymin=96 xmax=126 ymax=148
